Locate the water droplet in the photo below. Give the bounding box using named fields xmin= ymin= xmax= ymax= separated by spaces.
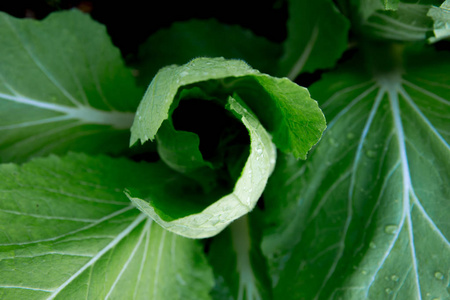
xmin=329 ymin=137 xmax=339 ymax=147
xmin=391 ymin=275 xmax=399 ymax=282
xmin=347 ymin=132 xmax=355 ymax=139
xmin=384 ymin=225 xmax=398 ymax=234
xmin=385 ymin=288 xmax=393 ymax=294
xmin=434 ymin=271 xmax=444 ymax=280
xmin=366 ymin=150 xmax=377 ymax=158
xmin=361 ymin=270 xmax=367 ymax=275
xmin=369 ymin=242 xmax=377 ymax=249
xmin=138 ymin=116 xmax=142 ymax=120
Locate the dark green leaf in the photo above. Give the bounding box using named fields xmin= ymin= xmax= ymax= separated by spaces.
xmin=134 ymin=18 xmax=281 ymax=85
xmin=278 ymin=0 xmax=350 ymax=79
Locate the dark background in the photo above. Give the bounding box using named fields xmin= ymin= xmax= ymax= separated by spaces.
xmin=0 ymin=0 xmax=288 ymax=58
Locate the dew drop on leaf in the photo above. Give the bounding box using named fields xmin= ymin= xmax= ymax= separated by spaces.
xmin=346 ymin=132 xmax=355 ymax=139
xmin=384 ymin=225 xmax=398 ymax=234
xmin=385 ymin=288 xmax=393 ymax=294
xmin=366 ymin=149 xmax=377 ymax=158
xmin=434 ymin=271 xmax=444 ymax=280
xmin=369 ymin=241 xmax=377 ymax=249
xmin=390 ymin=274 xmax=399 ymax=282
xmin=256 ymin=146 xmax=263 ymax=155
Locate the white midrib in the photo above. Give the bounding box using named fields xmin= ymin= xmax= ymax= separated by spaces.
xmin=286 ymin=24 xmax=319 ymax=80
xmin=231 ymin=215 xmax=261 ymax=300
xmin=46 ymin=214 xmax=147 ymax=300
xmin=364 ymin=78 xmax=439 ymax=298
xmin=0 ymin=92 xmax=135 ymax=130
xmin=105 ymin=218 xmax=151 ymax=299
xmin=388 ymin=86 xmax=422 ymax=298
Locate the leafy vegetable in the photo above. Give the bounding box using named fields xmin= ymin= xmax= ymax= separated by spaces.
xmin=128 ymin=57 xmax=324 ymax=238
xmin=263 ymin=49 xmax=450 ymax=299
xmin=0 ymin=0 xmax=449 ymax=299
xmin=0 ymin=10 xmax=143 ymax=163
xmin=0 ymin=153 xmax=213 ymax=299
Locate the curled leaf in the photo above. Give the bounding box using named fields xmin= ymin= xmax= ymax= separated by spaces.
xmin=128 ymin=57 xmax=326 ymax=238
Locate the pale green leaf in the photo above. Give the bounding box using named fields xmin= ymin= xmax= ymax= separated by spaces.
xmin=130 ymin=57 xmax=326 ymax=160
xmin=127 ymin=95 xmax=277 ymax=238
xmin=134 ymin=18 xmax=281 ymax=85
xmin=0 ymin=153 xmax=213 ymax=299
xmin=262 ymin=51 xmax=450 ymax=299
xmin=0 ymin=11 xmax=143 ymax=163
xmin=278 ymin=0 xmax=350 ymax=79
xmin=428 ymin=0 xmax=450 ymax=42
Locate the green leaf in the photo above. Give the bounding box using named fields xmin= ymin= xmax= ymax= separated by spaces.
xmin=262 ymin=50 xmax=450 ymax=299
xmin=130 ymin=57 xmax=326 ymax=160
xmin=0 ymin=153 xmax=213 ymax=299
xmin=278 ymin=0 xmax=350 ymax=79
xmin=0 ymin=10 xmax=143 ymax=163
xmin=134 ymin=18 xmax=281 ymax=85
xmin=127 ymin=95 xmax=277 ymax=238
xmin=428 ymin=0 xmax=450 ymax=42
xmin=208 ymin=214 xmax=272 ymax=300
